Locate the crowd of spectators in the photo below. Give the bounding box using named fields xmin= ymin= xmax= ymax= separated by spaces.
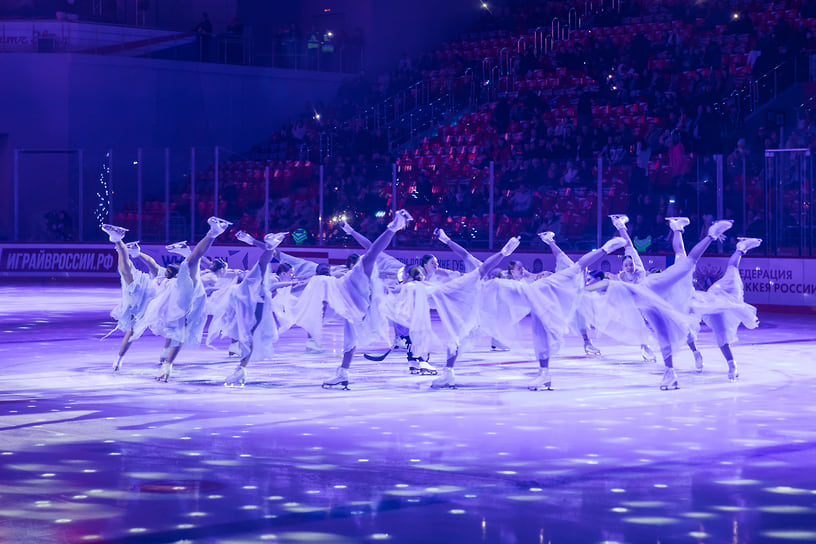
xmin=163 ymin=0 xmax=816 ymax=252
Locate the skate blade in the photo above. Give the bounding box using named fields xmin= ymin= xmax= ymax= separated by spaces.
xmin=322 ymin=382 xmax=349 ymax=390
xmin=528 ymin=384 xmax=553 ymax=391
xmin=430 ymin=383 xmax=456 ymax=389
xmin=659 ymin=383 xmax=679 ymax=390
xmin=420 ymin=369 xmax=438 ymax=375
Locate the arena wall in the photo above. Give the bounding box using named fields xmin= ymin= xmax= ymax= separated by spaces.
xmin=1 ymin=244 xmax=814 ymax=308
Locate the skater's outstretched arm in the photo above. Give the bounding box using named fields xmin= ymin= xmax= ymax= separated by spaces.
xmin=436 ymin=227 xmax=482 ymax=272
xmin=339 ymin=221 xmax=373 ymax=250
xmin=137 ymin=250 xmax=161 ymax=277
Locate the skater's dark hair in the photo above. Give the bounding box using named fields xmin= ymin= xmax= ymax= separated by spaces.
xmin=507 ymin=260 xmax=522 ymax=271
xmin=421 ymin=254 xmax=435 ymax=267
xmin=210 ymin=258 xmax=227 ymax=272
xmin=346 ymin=253 xmax=360 ymax=268
xmin=165 ymin=264 xmax=180 ymax=279
xmin=315 ymin=263 xmax=331 ymax=276
xmin=276 ymin=262 xmax=293 ymax=275
xmin=588 ymin=270 xmax=605 ymax=281
xmin=407 ymin=266 xmax=424 ymax=281
xmin=622 ymin=255 xmax=634 ymax=264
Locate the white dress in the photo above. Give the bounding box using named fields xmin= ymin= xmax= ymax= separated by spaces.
xmin=133 ymin=261 xmax=208 ymax=345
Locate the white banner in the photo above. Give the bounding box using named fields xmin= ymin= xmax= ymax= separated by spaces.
xmin=2 ymin=243 xmax=813 ymax=307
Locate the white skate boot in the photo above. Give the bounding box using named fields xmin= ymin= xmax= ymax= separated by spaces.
xmin=538 ymin=231 xmax=555 ymax=244
xmin=434 ymin=227 xmax=452 ymax=245
xmin=264 ymin=232 xmax=288 ymax=250
xmin=584 ymin=340 xmax=601 ymax=357
xmin=156 ymin=362 xmax=173 ymax=382
xmin=224 ymin=365 xmax=246 ymax=387
xmin=659 ymin=368 xmax=679 ymax=390
xmin=528 ymin=368 xmax=552 ymax=391
xmin=322 ymin=367 xmax=350 ymax=390
xmin=708 ymin=219 xmax=734 ymax=241
xmin=228 ymin=340 xmax=241 ymax=357
xmin=430 ymin=367 xmax=455 ymax=389
xmin=207 ymin=216 xmax=233 ymax=238
xmin=393 ymin=336 xmax=409 ymax=350
xmin=727 ymin=361 xmax=739 ymax=381
xmin=410 ymin=359 xmax=438 ymax=376
xmin=693 ymin=350 xmax=704 ymax=372
xmin=102 ymin=224 xmax=128 ymax=243
xmin=338 ymin=220 xmax=354 ymax=235
xmin=305 ymin=337 xmax=325 ymax=353
xmin=235 ymin=230 xmax=255 ymax=245
xmin=641 ymin=344 xmax=657 ymax=363
xmin=601 ymin=237 xmax=627 ymax=254
xmin=501 ymin=236 xmax=521 ymax=256
xmin=166 ymin=241 xmax=191 ymax=258
xmin=609 ymin=214 xmax=629 ymax=231
xmin=736 ymin=237 xmax=762 ymax=253
xmin=125 ymin=241 xmax=141 ymax=259
xmin=666 ymin=217 xmax=690 ymax=232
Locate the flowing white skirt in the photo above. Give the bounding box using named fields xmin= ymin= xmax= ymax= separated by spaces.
xmin=692 ymin=267 xmax=758 ymax=346
xmin=133 ymin=261 xmax=208 ymax=345
xmin=110 ymin=266 xmax=159 ymax=333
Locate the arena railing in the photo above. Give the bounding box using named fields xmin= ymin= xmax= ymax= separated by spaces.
xmin=10 ymin=147 xmax=814 ymax=257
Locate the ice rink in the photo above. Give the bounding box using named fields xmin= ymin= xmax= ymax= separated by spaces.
xmin=1 ymin=283 xmax=815 ymax=543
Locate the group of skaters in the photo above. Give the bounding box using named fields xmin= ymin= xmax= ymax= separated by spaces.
xmin=102 ymin=208 xmax=760 ymax=391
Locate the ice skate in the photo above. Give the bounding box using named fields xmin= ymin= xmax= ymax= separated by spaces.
xmin=206 ymin=216 xmax=232 ymax=238
xmin=338 ymin=220 xmax=354 ymax=234
xmin=393 ymin=336 xmax=409 ymax=350
xmin=693 ymin=350 xmax=704 ymax=372
xmin=434 ymin=227 xmax=452 ymax=245
xmin=491 ymin=338 xmax=511 ymax=351
xmin=322 ymin=367 xmax=349 ymax=390
xmin=112 ymin=355 xmax=124 ymax=372
xmin=228 ymin=340 xmax=241 ymax=357
xmin=538 ymin=231 xmax=555 ymax=244
xmin=430 ymin=367 xmax=456 ymax=389
xmin=224 ymin=365 xmax=246 ymax=387
xmin=264 ymin=231 xmax=288 ymax=250
xmin=387 ymin=211 xmax=408 ymax=232
xmin=101 ymin=224 xmax=128 ymax=243
xmin=727 ymin=361 xmax=739 ymax=381
xmin=659 ymin=368 xmax=679 ymax=390
xmin=666 ymin=217 xmax=690 ymax=232
xmin=305 ymin=337 xmax=325 ymax=353
xmin=156 ymin=362 xmax=172 ymax=382
xmin=398 ymin=209 xmax=414 ymax=222
xmin=123 ymin=241 xmax=140 ymax=259
xmin=501 ymin=236 xmax=521 ymax=256
xmin=707 ymin=219 xmax=734 ymax=241
xmin=641 ymin=344 xmax=657 ymax=363
xmin=584 ymin=340 xmax=601 ymax=357
xmin=601 ymin=237 xmax=627 ymax=254
xmin=410 ymin=360 xmax=438 ymax=376
xmin=609 ymin=214 xmax=629 ymax=231
xmin=235 ymin=230 xmax=255 ymax=245
xmin=166 ymin=241 xmax=191 ymax=258
xmin=528 ymin=368 xmax=552 ymax=391
xmin=736 ymin=237 xmax=762 ymax=253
